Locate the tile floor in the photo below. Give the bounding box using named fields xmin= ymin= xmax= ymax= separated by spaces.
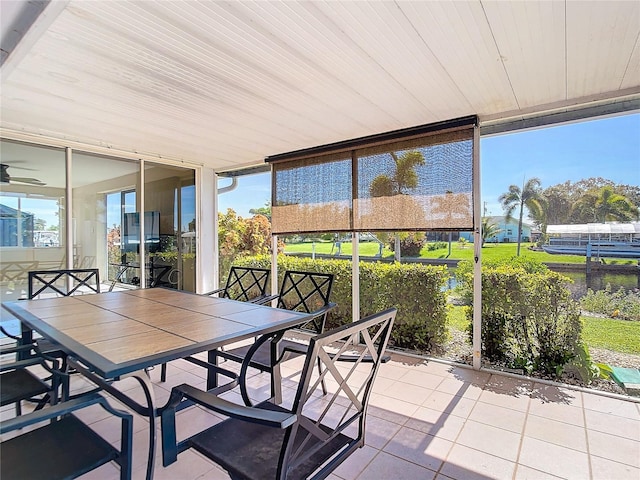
xmin=3 ymin=346 xmax=638 ymax=480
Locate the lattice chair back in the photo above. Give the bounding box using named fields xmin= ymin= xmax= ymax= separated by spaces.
xmin=28 ymin=269 xmax=100 ymax=299
xmin=281 ymin=307 xmax=396 ymax=478
xmin=220 ymin=266 xmax=270 ymax=302
xmin=276 ymin=270 xmax=334 ymax=335
xmin=160 ymin=308 xmax=396 ymax=479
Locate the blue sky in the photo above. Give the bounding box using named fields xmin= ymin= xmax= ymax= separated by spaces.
xmin=219 ymin=113 xmax=640 ymax=219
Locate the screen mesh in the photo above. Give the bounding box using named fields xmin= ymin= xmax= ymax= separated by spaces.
xmin=355 ymin=129 xmax=473 ymax=231
xmin=270 ymin=120 xmax=475 ymax=234
xmin=271 ymin=152 xmax=353 ymax=234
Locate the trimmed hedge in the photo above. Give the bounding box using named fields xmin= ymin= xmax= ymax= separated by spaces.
xmin=231 ymin=254 xmax=449 ymax=352
xmin=457 ymin=261 xmax=582 ymax=375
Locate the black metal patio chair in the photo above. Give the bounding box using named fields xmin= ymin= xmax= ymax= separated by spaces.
xmin=28 ymin=268 xmax=101 ymax=299
xmin=1 ymin=392 xmax=133 ymax=480
xmin=14 ymin=269 xmax=103 ymax=382
xmin=159 ymin=266 xmax=271 ymax=382
xmin=0 ymin=343 xmax=63 ymax=416
xmin=160 ymin=307 xmax=397 ymax=479
xmin=209 ymin=270 xmax=336 ymax=401
xmin=205 ymin=265 xmax=271 ymax=302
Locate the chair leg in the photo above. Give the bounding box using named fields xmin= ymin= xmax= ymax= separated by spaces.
xmin=207 ymin=350 xmax=219 ymax=391
xmin=317 ymin=357 xmax=327 ymax=395
xmin=160 ymin=363 xmax=167 ymax=382
xmin=15 ymin=401 xmax=22 ymax=417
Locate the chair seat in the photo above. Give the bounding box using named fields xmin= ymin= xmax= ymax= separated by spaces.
xmin=223 ymin=338 xmax=309 ymax=369
xmin=0 ymin=368 xmax=50 ymax=406
xmin=189 ymin=402 xmax=352 ymax=480
xmin=1 ymin=414 xmax=120 ymax=480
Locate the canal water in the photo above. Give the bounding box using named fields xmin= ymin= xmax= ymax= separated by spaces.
xmin=445 ymin=266 xmax=639 ymax=299
xmin=557 ymin=269 xmax=640 ymax=298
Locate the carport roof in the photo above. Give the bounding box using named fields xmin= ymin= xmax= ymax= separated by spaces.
xmin=1 ymin=0 xmax=639 ymax=173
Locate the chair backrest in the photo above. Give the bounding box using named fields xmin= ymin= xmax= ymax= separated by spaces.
xmin=221 ymin=266 xmax=270 ymax=302
xmin=28 ymin=269 xmax=100 ymax=299
xmin=281 ymin=308 xmax=396 ymax=479
xmin=276 ymin=270 xmax=335 ymax=334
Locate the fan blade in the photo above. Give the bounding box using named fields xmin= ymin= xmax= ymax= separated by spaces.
xmin=10 ymin=176 xmax=47 ymax=186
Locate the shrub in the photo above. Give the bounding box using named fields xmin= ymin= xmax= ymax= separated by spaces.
xmin=461 ymin=263 xmax=582 ymax=376
xmin=233 ymin=254 xmax=449 ymax=352
xmin=580 ymin=284 xmax=640 ymax=321
xmin=425 ymin=241 xmax=447 ymax=251
xmin=388 ymin=233 xmax=426 ymax=257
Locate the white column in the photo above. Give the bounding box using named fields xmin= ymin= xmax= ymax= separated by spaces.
xmin=472 ymin=125 xmax=482 ymax=370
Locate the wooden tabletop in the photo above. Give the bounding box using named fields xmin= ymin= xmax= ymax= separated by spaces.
xmin=2 ymin=288 xmax=312 ymax=378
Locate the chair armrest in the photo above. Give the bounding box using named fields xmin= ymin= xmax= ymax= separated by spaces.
xmin=312 ymin=301 xmax=337 ymax=318
xmin=0 ymin=392 xmax=128 ymax=434
xmin=174 ymin=383 xmax=296 ymax=428
xmin=250 ymin=294 xmax=279 ymax=305
xmin=202 ymin=288 xmax=224 ymax=297
xmin=333 ymin=353 xmax=391 ymax=363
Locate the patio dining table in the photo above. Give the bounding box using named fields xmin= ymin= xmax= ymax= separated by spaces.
xmin=2 ymin=288 xmax=314 ymax=480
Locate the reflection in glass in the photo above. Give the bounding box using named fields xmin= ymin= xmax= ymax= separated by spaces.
xmin=0 ymin=140 xmax=66 ymax=300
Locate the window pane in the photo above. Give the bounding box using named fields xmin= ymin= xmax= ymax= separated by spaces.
xmin=0 ymin=140 xmax=66 ymax=299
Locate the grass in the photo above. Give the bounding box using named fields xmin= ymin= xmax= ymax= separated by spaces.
xmin=284 ymin=240 xmax=636 ymax=265
xmin=581 ymin=315 xmax=640 ymax=354
xmin=446 ymin=305 xmax=640 ymax=355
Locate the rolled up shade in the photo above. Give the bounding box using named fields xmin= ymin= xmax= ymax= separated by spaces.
xmin=268 ymin=116 xmax=477 ymax=235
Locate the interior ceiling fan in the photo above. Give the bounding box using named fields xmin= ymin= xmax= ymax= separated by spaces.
xmin=0 ymin=163 xmax=47 ymax=186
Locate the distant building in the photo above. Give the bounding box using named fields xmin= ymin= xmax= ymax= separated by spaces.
xmin=459 ymin=216 xmax=534 ymax=243
xmin=0 ymin=203 xmax=34 ymax=247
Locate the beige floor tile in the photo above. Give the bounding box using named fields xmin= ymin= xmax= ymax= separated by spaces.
xmin=399 ymin=369 xmax=446 ymax=390
xmin=582 ymin=391 xmax=640 ymax=419
xmin=422 ymin=360 xmax=460 ymax=377
xmin=585 ymin=407 xmax=640 ymax=441
xmin=446 ymin=366 xmax=491 ymax=385
xmin=377 ymin=362 xmax=412 ymax=381
xmin=361 ymin=414 xmax=404 ymax=449
xmin=477 ymin=387 xmax=531 ymax=412
xmin=469 ymin=401 xmax=526 ymax=433
xmin=484 ymin=374 xmax=534 ymax=394
xmin=518 ymin=436 xmax=590 ymax=479
xmin=530 ymin=382 xmax=583 ymax=407
xmin=404 ymin=406 xmax=466 ymax=442
xmin=456 ymin=419 xmax=521 ymax=461
xmin=524 ymin=414 xmax=588 ymax=452
xmin=514 ymin=464 xmax=564 ymax=479
xmin=370 ymin=375 xmax=396 ymax=394
xmin=332 ymin=444 xmax=379 ymax=480
xmin=384 ymin=380 xmax=434 ymax=405
xmin=355 ymin=451 xmax=436 ymax=480
xmin=369 ymin=392 xmax=419 ymax=420
xmin=136 ymin=449 xmax=216 ymax=480
xmin=422 ymin=390 xmax=477 ymax=419
xmin=440 ymin=444 xmax=516 ymax=480
xmin=528 ymin=397 xmax=585 ymax=426
xmin=175 ymin=405 xmax=223 ymax=441
xmin=383 ymin=426 xmax=453 ymax=471
xmin=436 ymin=377 xmax=485 ymax=400
xmin=587 ymin=429 xmax=640 ymax=468
xmin=590 ymin=454 xmax=640 ymax=480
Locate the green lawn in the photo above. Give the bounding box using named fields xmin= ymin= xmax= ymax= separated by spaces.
xmin=284 ymin=240 xmax=635 ymax=265
xmin=447 ymin=305 xmax=640 ymax=355
xmin=581 ymin=315 xmax=640 ymax=354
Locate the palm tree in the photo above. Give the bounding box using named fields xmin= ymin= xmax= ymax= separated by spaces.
xmin=481 ymin=217 xmax=502 ymax=246
xmin=571 ymin=186 xmax=638 ymax=223
xmin=594 ymin=186 xmax=638 ymax=222
xmin=370 ymin=150 xmax=425 ymax=260
xmin=499 ymin=177 xmax=543 ymax=256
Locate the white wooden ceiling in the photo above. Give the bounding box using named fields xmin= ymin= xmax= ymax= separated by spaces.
xmin=1 ymin=0 xmax=639 ymax=173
